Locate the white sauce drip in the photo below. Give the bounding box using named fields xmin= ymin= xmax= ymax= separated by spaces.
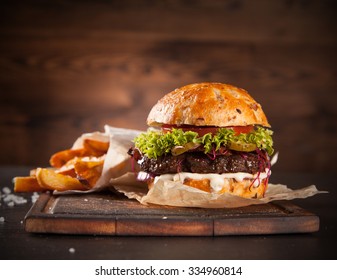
xmin=154 ymin=169 xmax=271 ymax=192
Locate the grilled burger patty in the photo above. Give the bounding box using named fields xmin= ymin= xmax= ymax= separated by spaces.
xmin=133 ymin=150 xmax=269 ymax=176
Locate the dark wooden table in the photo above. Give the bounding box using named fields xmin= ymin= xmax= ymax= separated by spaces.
xmin=0 ymin=166 xmax=336 ymax=260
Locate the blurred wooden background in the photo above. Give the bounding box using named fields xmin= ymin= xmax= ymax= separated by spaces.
xmin=1 ymin=0 xmax=336 ymax=173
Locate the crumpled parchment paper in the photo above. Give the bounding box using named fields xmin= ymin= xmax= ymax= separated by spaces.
xmin=56 ymin=125 xmax=327 ymax=208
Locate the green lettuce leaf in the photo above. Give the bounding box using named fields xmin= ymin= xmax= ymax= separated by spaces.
xmin=134 ymin=126 xmax=274 ymax=159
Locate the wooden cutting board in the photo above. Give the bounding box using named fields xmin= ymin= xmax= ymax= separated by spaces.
xmin=24 ymin=192 xmax=319 ymax=236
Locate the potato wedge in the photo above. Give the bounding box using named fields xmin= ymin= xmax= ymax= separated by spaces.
xmin=55 ymin=157 xmax=77 ymax=177
xmin=49 ymin=140 xmax=108 ymax=168
xmin=49 ymin=149 xmax=87 ymax=168
xmin=74 ymin=157 xmax=104 ymax=187
xmin=15 ymin=138 xmax=109 ymax=193
xmin=13 ymin=176 xmax=45 ymax=192
xmin=36 ymin=168 xmax=88 ymax=191
xmin=29 ymin=169 xmax=37 ymax=176
xmin=56 ymin=167 xmax=77 ymax=177
xmin=83 ymin=139 xmax=109 ymax=155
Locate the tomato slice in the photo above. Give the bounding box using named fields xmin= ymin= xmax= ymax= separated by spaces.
xmin=229 ymin=125 xmax=254 ymax=135
xmin=161 ymin=124 xmax=254 ymax=136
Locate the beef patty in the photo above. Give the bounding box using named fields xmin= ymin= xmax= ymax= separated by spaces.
xmin=134 ymin=150 xmax=269 ymax=175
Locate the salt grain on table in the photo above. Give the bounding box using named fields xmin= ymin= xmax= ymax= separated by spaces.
xmin=1 ymin=186 xmax=28 ymax=206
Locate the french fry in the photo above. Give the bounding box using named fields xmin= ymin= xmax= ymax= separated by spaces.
xmin=55 ymin=157 xmax=77 ymax=177
xmin=29 ymin=169 xmax=37 ymax=176
xmin=49 ymin=140 xmax=109 ymax=168
xmin=74 ymin=158 xmax=104 ymax=187
xmin=49 ymin=149 xmax=87 ymax=168
xmin=14 ymin=138 xmax=109 ymax=193
xmin=83 ymin=139 xmax=109 ymax=155
xmin=36 ymin=168 xmax=88 ymax=191
xmin=56 ymin=167 xmax=77 ymax=177
xmin=13 ymin=176 xmax=45 ymax=192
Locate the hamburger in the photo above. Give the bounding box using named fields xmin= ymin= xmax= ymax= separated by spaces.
xmin=128 ymin=82 xmax=274 ymax=199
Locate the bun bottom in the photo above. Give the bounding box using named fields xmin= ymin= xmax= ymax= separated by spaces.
xmin=184 ymin=177 xmax=267 ymax=199
xmin=149 ymin=175 xmax=268 ymax=199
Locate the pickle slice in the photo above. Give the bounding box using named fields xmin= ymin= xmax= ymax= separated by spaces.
xmin=171 ymin=142 xmax=200 ymax=156
xmin=229 ymin=141 xmax=257 ymax=152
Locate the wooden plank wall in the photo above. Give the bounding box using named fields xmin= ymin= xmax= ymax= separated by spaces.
xmin=1 ymin=0 xmax=336 ymax=173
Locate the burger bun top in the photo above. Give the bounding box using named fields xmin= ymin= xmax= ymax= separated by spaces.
xmin=147 ymin=82 xmax=270 ymax=127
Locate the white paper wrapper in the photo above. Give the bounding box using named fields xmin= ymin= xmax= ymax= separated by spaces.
xmin=56 ymin=126 xmax=327 ymax=208
xmin=111 ymin=173 xmax=325 ymax=208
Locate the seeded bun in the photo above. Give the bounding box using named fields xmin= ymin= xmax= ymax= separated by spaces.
xmin=147 ymin=82 xmax=270 ymax=127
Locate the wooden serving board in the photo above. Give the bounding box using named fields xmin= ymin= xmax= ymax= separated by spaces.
xmin=24 ymin=192 xmax=319 ymax=236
